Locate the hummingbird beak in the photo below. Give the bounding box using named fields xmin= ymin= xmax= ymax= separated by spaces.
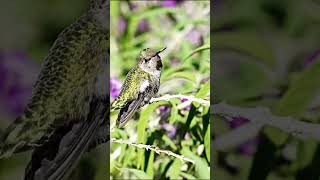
xmin=156 ymin=47 xmax=166 ymax=55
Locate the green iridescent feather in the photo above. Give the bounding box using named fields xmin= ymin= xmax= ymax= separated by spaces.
xmin=111 ymin=66 xmax=151 ymax=110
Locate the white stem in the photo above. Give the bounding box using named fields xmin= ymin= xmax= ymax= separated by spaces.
xmin=150 ymin=94 xmax=210 ymax=107
xmin=212 ymin=102 xmax=320 ymax=150
xmin=111 ymin=138 xmax=195 ymax=164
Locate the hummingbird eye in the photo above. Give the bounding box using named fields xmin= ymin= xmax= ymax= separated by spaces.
xmin=144 ymin=58 xmax=150 ymax=63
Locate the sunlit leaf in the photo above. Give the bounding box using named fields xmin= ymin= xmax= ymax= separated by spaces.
xmin=122 ymin=168 xmax=152 ymax=179
xmin=146 ymin=151 xmax=154 ymax=178
xmin=183 ymin=44 xmax=210 ymax=62
xmin=137 ymin=101 xmax=167 ymax=169
xmin=181 ymin=147 xmax=210 ymax=179
xmin=204 ymin=123 xmax=210 ymax=163
xmin=166 ymin=159 xmax=183 ymax=179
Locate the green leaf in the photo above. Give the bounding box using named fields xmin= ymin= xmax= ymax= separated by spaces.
xmin=194 ymin=80 xmax=210 ymax=107
xmin=296 ymin=140 xmax=318 ymax=169
xmin=137 ymin=101 xmax=167 ymax=169
xmin=204 ymin=123 xmax=210 ymax=163
xmin=215 ymin=32 xmax=275 ymax=68
xmin=181 ymin=148 xmax=210 ymax=179
xmin=196 ymin=80 xmax=210 ymax=98
xmin=166 ymin=159 xmax=183 ymax=179
xmin=250 ymin=44 xmax=320 ymax=180
xmin=275 ymin=59 xmax=320 ymax=116
xmin=183 ymin=44 xmax=210 ymax=62
xmin=146 ymin=151 xmax=154 ymax=178
xmin=122 ymin=168 xmax=152 ymax=179
xmin=162 ymin=71 xmax=196 ymax=83
xmin=265 ymin=59 xmax=320 ymax=145
xmin=162 ymin=135 xmax=177 ymax=151
xmin=169 ymin=99 xmax=179 ymax=124
xmin=180 ymin=172 xmax=197 ymax=179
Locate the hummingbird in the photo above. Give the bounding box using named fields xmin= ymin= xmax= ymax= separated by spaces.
xmin=111 ymin=47 xmax=166 ymax=127
xmin=0 ymin=0 xmax=109 ymax=179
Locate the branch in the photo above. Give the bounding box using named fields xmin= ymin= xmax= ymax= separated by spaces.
xmin=111 ymin=138 xmax=195 ymax=164
xmin=150 ymin=94 xmax=210 ymax=107
xmin=212 ymin=102 xmax=320 ymax=150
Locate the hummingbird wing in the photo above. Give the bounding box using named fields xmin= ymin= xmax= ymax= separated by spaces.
xmin=25 ymin=98 xmax=108 ymax=180
xmin=116 ymin=92 xmax=146 ymax=127
xmin=0 ymin=14 xmax=108 ymax=158
xmin=111 ymin=67 xmax=151 ymax=127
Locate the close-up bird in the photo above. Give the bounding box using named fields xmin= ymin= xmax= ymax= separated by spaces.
xmin=0 ymin=0 xmax=109 ymax=179
xmin=111 ymin=47 xmax=166 ymax=127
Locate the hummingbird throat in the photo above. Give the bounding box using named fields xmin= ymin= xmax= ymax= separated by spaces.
xmin=140 ymin=65 xmax=161 ymax=79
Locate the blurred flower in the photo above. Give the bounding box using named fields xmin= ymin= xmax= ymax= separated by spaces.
xmin=160 ymin=0 xmax=184 ymax=8
xmin=186 ymin=29 xmax=203 ymax=46
xmin=118 ymin=16 xmax=149 ymax=35
xmin=184 ymin=132 xmax=190 ymax=140
xmin=118 ymin=16 xmax=127 ymax=35
xmin=169 ymin=58 xmax=181 ymax=66
xmin=110 ymin=77 xmax=122 ymax=99
xmin=229 ymin=117 xmax=259 ymax=155
xmin=0 ymin=51 xmax=40 ymax=117
xmin=180 ymin=98 xmax=191 ymax=111
xmin=161 ymin=123 xmax=177 ymax=138
xmin=229 ymin=116 xmax=249 ymax=128
xmin=160 ymin=0 xmax=177 ymax=8
xmin=304 ymin=49 xmax=320 ymax=68
xmin=137 ymin=19 xmax=149 ymax=33
xmin=238 ymin=138 xmax=259 ymax=155
xmin=157 ymin=105 xmax=170 ymax=114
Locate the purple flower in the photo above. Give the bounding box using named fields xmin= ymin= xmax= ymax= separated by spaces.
xmin=110 ymin=77 xmax=122 ymax=99
xmin=186 ymin=29 xmax=203 ymax=46
xmin=118 ymin=16 xmax=127 ymax=35
xmin=160 ymin=0 xmax=185 ymax=8
xmin=161 ymin=123 xmax=177 ymax=138
xmin=0 ymin=51 xmax=40 ymax=117
xmin=160 ymin=0 xmax=177 ymax=8
xmin=238 ymin=137 xmax=259 ymax=155
xmin=229 ymin=117 xmax=259 ymax=155
xmin=180 ymin=98 xmax=191 ymax=111
xmin=137 ymin=19 xmax=149 ymax=33
xmin=157 ymin=105 xmax=170 ymax=114
xmin=304 ymin=50 xmax=320 ymax=68
xmin=118 ymin=16 xmax=149 ymax=35
xmin=229 ymin=117 xmax=249 ymax=128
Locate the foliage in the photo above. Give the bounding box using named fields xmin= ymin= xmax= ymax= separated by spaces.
xmin=213 ymin=0 xmax=320 ymax=179
xmin=110 ymin=1 xmax=210 ymax=179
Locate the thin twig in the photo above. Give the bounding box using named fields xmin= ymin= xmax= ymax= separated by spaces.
xmin=111 ymin=138 xmax=195 ymax=164
xmin=150 ymin=94 xmax=209 ymax=107
xmin=212 ymin=102 xmax=320 ymax=150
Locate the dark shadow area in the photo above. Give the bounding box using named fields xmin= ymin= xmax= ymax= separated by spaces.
xmin=212 ymin=0 xmax=320 ymax=179
xmin=0 ymin=0 xmax=110 ymax=179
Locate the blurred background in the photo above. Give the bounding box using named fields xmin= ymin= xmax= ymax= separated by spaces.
xmin=0 ymin=0 xmax=110 ymax=179
xmin=213 ymin=0 xmax=320 ymax=179
xmin=110 ymin=0 xmax=210 ymax=179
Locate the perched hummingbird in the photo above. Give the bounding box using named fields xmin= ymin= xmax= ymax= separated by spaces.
xmin=0 ymin=0 xmax=109 ymax=179
xmin=111 ymin=47 xmax=166 ymax=127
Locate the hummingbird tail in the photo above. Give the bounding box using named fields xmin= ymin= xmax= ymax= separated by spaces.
xmin=0 ymin=117 xmax=30 ymax=159
xmin=116 ymin=94 xmax=144 ymax=128
xmin=26 ymin=99 xmax=108 ymax=180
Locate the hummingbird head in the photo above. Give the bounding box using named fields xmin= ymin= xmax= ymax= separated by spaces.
xmin=89 ymin=0 xmax=109 ymax=30
xmin=138 ymin=48 xmax=166 ymax=76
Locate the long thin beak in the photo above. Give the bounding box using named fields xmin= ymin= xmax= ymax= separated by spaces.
xmin=156 ymin=47 xmax=166 ymax=55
